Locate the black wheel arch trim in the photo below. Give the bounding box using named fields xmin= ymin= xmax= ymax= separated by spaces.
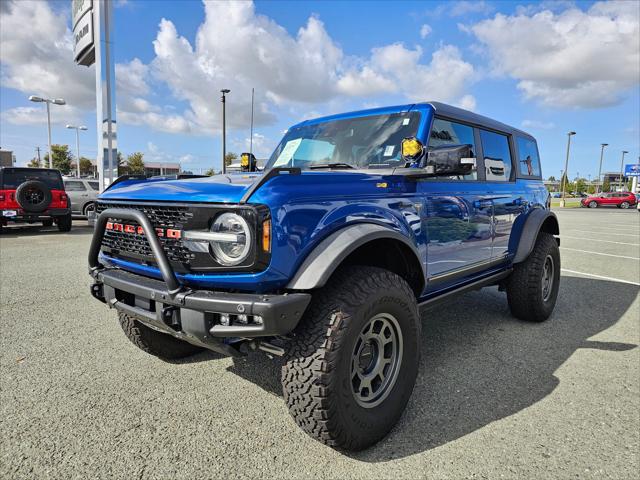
xmin=512 ymin=209 xmax=559 ymax=264
xmin=286 ymin=223 xmax=425 ymax=291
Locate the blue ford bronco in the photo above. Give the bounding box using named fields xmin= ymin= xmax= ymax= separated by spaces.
xmin=89 ymin=102 xmax=560 ymax=450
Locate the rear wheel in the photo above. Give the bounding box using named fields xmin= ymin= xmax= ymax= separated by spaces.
xmin=57 ymin=213 xmax=72 ymax=232
xmin=619 ymin=201 xmax=630 ymax=209
xmin=588 ymin=201 xmax=598 ymax=208
xmin=118 ymin=311 xmax=203 ymax=360
xmin=83 ymin=202 xmax=95 ymax=217
xmin=506 ymin=233 xmax=560 ymax=322
xmin=282 ymin=266 xmax=420 ymax=451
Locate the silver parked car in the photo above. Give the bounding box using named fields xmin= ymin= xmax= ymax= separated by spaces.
xmin=63 ymin=178 xmax=99 ymax=217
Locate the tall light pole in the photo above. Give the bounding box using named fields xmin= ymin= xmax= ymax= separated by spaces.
xmin=619 ymin=150 xmax=628 ymax=192
xmin=29 ymin=96 xmax=66 ymax=168
xmin=220 ymin=89 xmax=230 ymax=174
xmin=560 ymin=131 xmax=576 ymax=207
xmin=66 ymin=125 xmax=88 ymax=178
xmin=597 ymin=143 xmax=608 ymax=194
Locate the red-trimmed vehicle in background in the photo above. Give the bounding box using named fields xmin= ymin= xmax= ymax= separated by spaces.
xmin=581 ymin=191 xmax=637 ymax=209
xmin=0 ymin=167 xmax=72 ymax=232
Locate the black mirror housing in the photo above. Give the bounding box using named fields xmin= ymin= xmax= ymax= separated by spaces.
xmin=426 ymin=144 xmax=475 ymax=176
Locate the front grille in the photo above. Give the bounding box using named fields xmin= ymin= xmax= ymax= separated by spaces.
xmin=96 ymin=202 xmax=195 ymax=267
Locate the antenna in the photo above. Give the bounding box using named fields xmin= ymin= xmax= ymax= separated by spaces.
xmin=250 ymin=87 xmax=254 ymax=156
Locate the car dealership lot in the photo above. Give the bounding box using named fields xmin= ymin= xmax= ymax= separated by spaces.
xmin=1 ymin=211 xmax=638 ymax=479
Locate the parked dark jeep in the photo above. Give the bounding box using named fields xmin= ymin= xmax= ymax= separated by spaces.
xmin=0 ymin=167 xmax=72 ymax=232
xmin=89 ymin=102 xmax=559 ymax=450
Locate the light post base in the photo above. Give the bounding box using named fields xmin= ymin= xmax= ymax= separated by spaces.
xmin=559 ymin=199 xmax=566 ymax=208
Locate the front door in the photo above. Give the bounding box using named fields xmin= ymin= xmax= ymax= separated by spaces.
xmin=420 ymin=118 xmax=493 ymax=281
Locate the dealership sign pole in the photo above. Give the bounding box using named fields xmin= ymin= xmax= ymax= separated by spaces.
xmin=72 ymin=0 xmax=117 ymax=192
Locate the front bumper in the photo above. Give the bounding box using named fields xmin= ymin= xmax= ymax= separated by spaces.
xmin=89 ymin=208 xmax=311 ymax=356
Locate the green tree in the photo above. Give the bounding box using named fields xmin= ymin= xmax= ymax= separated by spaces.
xmin=224 ymin=152 xmax=237 ymax=166
xmin=116 ymin=151 xmax=127 ymax=175
xmin=587 ymin=184 xmax=596 ymax=194
xmin=548 ymin=175 xmax=556 ymax=182
xmin=205 ymin=168 xmax=217 ymax=176
xmin=575 ymin=178 xmax=586 ymax=194
xmin=602 ymin=179 xmax=611 ymax=193
xmin=27 ymin=157 xmax=41 ymax=168
xmin=79 ymin=157 xmax=94 ymax=176
xmin=127 ymin=152 xmax=145 ymax=174
xmin=43 ymin=144 xmax=73 ymax=174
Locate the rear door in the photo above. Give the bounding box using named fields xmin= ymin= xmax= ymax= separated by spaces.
xmin=420 ymin=118 xmax=493 ymax=281
xmin=478 ymin=129 xmax=523 ymax=260
xmin=63 ymin=180 xmax=88 ymax=213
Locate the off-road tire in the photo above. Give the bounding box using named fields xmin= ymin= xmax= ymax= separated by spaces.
xmin=506 ymin=232 xmax=560 ymax=322
xmin=282 ymin=266 xmax=420 ymax=451
xmin=117 ymin=311 xmax=203 ymax=360
xmin=15 ymin=180 xmax=52 ymax=213
xmin=57 ymin=213 xmax=72 ymax=232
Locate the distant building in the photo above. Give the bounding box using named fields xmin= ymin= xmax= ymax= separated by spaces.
xmin=144 ymin=162 xmax=180 ymax=176
xmin=602 ymin=171 xmax=629 ymax=190
xmin=0 ymin=149 xmax=16 ymax=167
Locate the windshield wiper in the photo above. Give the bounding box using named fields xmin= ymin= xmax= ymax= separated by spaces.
xmin=309 ymin=163 xmax=355 ymax=170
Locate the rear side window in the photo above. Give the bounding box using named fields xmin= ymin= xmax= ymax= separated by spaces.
xmin=64 ymin=181 xmax=87 ymax=191
xmin=0 ymin=169 xmax=63 ymax=189
xmin=516 ymin=136 xmax=541 ymax=177
xmin=428 ymin=118 xmax=478 ymax=180
xmin=88 ymin=181 xmax=99 ymax=191
xmin=479 ymin=130 xmax=512 ymax=181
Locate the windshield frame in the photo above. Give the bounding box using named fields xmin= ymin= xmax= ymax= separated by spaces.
xmin=265 ymin=110 xmax=423 ymax=171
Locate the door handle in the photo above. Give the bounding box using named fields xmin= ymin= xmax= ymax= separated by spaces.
xmin=474 ymin=200 xmax=492 ymax=208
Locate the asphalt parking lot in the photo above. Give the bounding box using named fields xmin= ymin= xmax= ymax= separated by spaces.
xmin=1 ymin=209 xmax=638 ymax=479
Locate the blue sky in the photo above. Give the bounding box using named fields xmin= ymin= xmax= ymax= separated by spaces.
xmin=1 ymin=0 xmax=638 ymax=179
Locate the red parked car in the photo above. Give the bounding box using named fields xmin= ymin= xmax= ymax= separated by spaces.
xmin=0 ymin=167 xmax=72 ymax=232
xmin=581 ymin=191 xmax=637 ymax=209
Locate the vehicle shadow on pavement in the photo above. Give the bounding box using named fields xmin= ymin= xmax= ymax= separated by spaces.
xmin=352 ymin=276 xmax=638 ymax=461
xmin=0 ymin=224 xmax=94 ymax=237
xmin=218 ymin=276 xmax=638 ymax=458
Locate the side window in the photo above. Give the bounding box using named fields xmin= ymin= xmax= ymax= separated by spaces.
xmin=516 ymin=136 xmax=541 ymax=177
xmin=479 ymin=130 xmax=512 ymax=181
xmin=428 ymin=118 xmax=477 ymax=180
xmin=64 ymin=181 xmax=86 ymax=191
xmin=88 ymin=181 xmax=99 ymax=191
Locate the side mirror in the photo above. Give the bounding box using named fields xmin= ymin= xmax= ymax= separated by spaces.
xmin=426 ymin=144 xmax=475 ymax=176
xmin=240 ymin=152 xmax=257 ymax=172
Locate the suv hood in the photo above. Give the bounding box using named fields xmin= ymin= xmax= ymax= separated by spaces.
xmin=98 ymin=174 xmax=261 ymax=204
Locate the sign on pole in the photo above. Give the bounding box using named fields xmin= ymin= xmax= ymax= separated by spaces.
xmin=72 ymin=0 xmax=117 ymax=192
xmin=624 ymin=164 xmax=640 ymax=177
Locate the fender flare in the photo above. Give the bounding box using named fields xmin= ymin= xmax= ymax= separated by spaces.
xmin=512 ymin=209 xmax=559 ymax=264
xmin=286 ymin=223 xmax=424 ymax=290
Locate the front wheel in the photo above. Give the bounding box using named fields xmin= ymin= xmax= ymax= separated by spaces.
xmin=588 ymin=201 xmax=598 ymax=208
xmin=506 ymin=233 xmax=560 ymax=322
xmin=282 ymin=266 xmax=420 ymax=451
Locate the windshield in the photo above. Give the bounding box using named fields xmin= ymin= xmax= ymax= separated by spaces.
xmin=0 ymin=169 xmax=63 ymax=189
xmin=265 ymin=112 xmax=421 ymax=170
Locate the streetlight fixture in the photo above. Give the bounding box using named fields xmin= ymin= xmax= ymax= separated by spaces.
xmin=619 ymin=150 xmax=629 ymax=192
xmin=560 ymin=131 xmax=576 ymax=207
xmin=66 ymin=125 xmax=88 ymax=178
xmin=29 ymin=95 xmax=66 ymax=168
xmin=597 ymin=143 xmax=608 ymax=194
xmin=220 ymin=89 xmax=231 ymax=174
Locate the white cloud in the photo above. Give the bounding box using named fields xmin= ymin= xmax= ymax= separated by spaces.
xmin=450 ymin=1 xmax=494 ymax=17
xmin=521 ymin=119 xmax=556 ymax=130
xmin=339 ymin=44 xmax=475 ymax=105
xmin=456 ymin=94 xmax=477 ymax=111
xmin=0 ymin=1 xmax=94 ymax=108
xmin=1 ymin=105 xmax=83 ymax=127
xmin=420 ymin=24 xmax=432 ymax=39
xmin=232 ymin=133 xmax=275 ymax=158
xmin=471 ymin=2 xmax=640 ymax=108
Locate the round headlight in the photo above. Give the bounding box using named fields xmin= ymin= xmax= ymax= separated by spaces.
xmin=209 ymin=213 xmax=251 ymax=266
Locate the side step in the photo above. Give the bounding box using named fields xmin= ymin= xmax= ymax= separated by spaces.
xmin=418 ymin=270 xmax=512 ymax=310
